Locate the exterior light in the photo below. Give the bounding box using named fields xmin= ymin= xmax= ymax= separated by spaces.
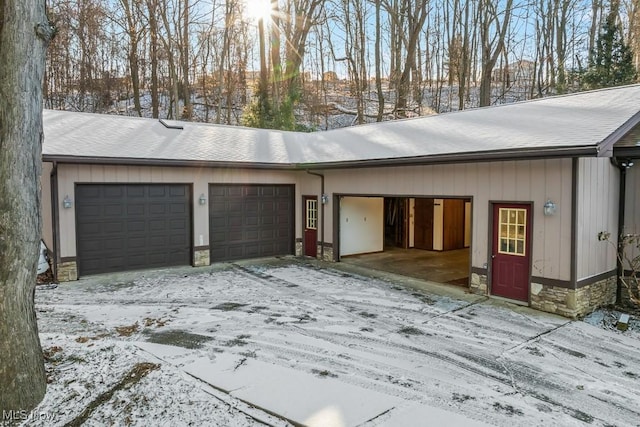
xmin=620 ymin=159 xmax=634 ymax=168
xmin=62 ymin=195 xmax=73 ymax=209
xmin=543 ymin=199 xmax=556 ymax=216
xmin=321 ymin=194 xmax=329 ymax=204
xmin=198 ymin=193 xmax=207 ymax=205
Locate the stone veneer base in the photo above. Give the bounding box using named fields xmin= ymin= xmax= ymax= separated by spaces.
xmin=56 ymin=261 xmax=78 ymax=282
xmin=471 ymin=271 xmax=616 ymax=318
xmin=193 ymin=249 xmax=210 ymax=267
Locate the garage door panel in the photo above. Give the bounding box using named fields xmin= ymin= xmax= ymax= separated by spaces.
xmin=77 ymin=222 xmax=102 ymax=236
xmin=209 ymin=184 xmax=293 ymax=262
xmin=127 ymin=237 xmax=146 ymax=249
xmin=128 ymin=221 xmax=147 ymax=233
xmin=149 ymin=186 xmax=167 ymax=197
xmin=228 ymin=201 xmax=243 ymax=213
xmin=228 ymin=230 xmax=244 ymax=242
xmin=104 ymin=186 xmax=124 ymax=198
xmin=170 ymin=203 xmax=187 ymax=214
xmin=77 ymin=205 xmax=100 ymax=218
xmin=127 ymin=204 xmax=146 ymax=216
xmin=210 ymin=217 xmax=227 ymax=228
xmin=76 ymin=184 xmax=191 ymax=276
xmin=149 ymin=204 xmax=167 ymax=215
xmin=262 ymin=216 xmax=275 ymax=225
xmin=104 ymin=204 xmax=125 ymax=217
xmin=126 ymin=186 xmax=145 ymax=197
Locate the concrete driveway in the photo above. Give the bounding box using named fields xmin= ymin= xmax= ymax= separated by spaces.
xmin=34 ymin=258 xmax=640 ymax=426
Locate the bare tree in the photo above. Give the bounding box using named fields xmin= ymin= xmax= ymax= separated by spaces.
xmin=383 ymin=0 xmax=430 ymax=116
xmin=478 ymin=0 xmax=514 ymax=107
xmin=0 ymin=0 xmax=52 ymax=413
xmin=116 ymin=0 xmax=144 ymax=116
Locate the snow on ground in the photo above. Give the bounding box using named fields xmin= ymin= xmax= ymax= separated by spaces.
xmin=29 ymin=258 xmax=640 ymax=426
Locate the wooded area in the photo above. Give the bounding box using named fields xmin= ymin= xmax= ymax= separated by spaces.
xmin=44 ymin=0 xmax=640 ymax=129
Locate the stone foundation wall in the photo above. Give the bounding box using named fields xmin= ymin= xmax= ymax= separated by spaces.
xmin=193 ymin=249 xmax=210 ymax=267
xmin=56 ymin=261 xmax=78 ymax=282
xmin=531 ymin=275 xmax=616 ymax=318
xmin=470 ymin=273 xmax=488 ymax=295
xmin=320 ymin=245 xmax=334 ymax=262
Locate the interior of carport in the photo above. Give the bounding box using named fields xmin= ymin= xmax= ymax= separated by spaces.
xmin=337 ymin=196 xmax=471 ymax=286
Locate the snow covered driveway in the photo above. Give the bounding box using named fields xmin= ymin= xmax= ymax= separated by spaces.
xmin=33 ymin=258 xmax=640 ymax=426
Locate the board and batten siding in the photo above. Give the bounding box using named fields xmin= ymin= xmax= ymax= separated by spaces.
xmin=324 ymin=158 xmax=573 ymax=281
xmin=624 ymin=165 xmax=640 ymax=266
xmin=55 ymin=164 xmax=303 ymax=259
xmin=576 ymin=158 xmax=619 ymax=281
xmin=41 ymin=162 xmax=54 ymax=252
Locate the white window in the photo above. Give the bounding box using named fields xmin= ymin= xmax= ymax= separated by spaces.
xmin=498 ymin=208 xmax=526 ymax=256
xmin=306 ymin=199 xmax=318 ymax=230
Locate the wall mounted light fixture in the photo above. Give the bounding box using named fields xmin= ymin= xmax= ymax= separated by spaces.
xmin=620 ymin=159 xmax=635 ymax=169
xmin=199 ymin=193 xmax=207 ymax=205
xmin=543 ymin=199 xmax=557 ymax=216
xmin=62 ymin=195 xmax=73 ymax=209
xmin=321 ymin=194 xmax=329 ymax=204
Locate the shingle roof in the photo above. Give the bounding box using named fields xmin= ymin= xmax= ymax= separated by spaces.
xmin=43 ymin=84 xmax=640 ymax=168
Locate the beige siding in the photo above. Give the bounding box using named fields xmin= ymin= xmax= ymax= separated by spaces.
xmin=41 ymin=162 xmax=54 ymax=251
xmin=624 ymin=165 xmax=640 ymax=266
xmin=324 ymin=159 xmax=573 ymax=281
xmin=56 ymin=164 xmax=304 ymax=258
xmin=576 ymin=158 xmax=619 ymax=280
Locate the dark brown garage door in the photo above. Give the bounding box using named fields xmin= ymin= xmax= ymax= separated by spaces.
xmin=75 ymin=184 xmax=191 ymax=276
xmin=209 ymin=184 xmax=294 ymax=262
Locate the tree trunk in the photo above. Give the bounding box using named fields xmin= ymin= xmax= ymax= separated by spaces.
xmin=146 ymin=0 xmax=159 ymax=118
xmin=181 ymin=0 xmax=191 ymax=119
xmin=121 ymin=0 xmax=142 ymax=116
xmin=375 ymin=0 xmax=384 ymax=121
xmin=0 ymin=0 xmax=51 ymax=413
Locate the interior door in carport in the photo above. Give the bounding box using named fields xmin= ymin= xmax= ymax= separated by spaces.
xmin=491 ymin=203 xmax=531 ymax=302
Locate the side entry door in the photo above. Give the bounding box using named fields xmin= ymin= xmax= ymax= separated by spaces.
xmin=304 ymin=196 xmax=318 ymax=257
xmin=491 ymin=203 xmax=532 ymax=302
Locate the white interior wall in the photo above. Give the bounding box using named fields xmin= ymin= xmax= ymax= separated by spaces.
xmin=340 ymin=197 xmax=384 ymax=256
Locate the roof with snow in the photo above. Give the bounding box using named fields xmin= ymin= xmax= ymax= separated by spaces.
xmin=42 ymin=84 xmax=640 ymax=169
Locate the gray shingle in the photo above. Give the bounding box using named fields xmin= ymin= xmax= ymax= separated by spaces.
xmin=43 ymin=84 xmax=640 ymax=166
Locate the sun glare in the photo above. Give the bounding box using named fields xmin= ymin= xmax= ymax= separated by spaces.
xmin=245 ymin=0 xmax=273 ymax=23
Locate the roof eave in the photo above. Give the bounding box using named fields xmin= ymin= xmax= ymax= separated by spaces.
xmin=613 ymin=146 xmax=640 ymax=159
xmin=300 ymin=146 xmax=600 ymax=170
xmin=41 ymin=155 xmax=298 ymax=170
xmin=599 ymin=109 xmax=640 ymax=157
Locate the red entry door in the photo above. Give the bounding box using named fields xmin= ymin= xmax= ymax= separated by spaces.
xmin=304 ymin=196 xmax=318 ymax=257
xmin=491 ymin=203 xmax=532 ymax=302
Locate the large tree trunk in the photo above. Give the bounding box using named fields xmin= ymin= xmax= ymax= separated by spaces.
xmin=0 ymin=0 xmax=51 ymax=413
xmin=146 ymin=0 xmax=159 ymax=119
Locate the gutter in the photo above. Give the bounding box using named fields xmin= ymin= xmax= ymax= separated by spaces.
xmin=42 ymin=145 xmax=601 ymax=171
xmin=306 ymin=170 xmax=325 ymax=260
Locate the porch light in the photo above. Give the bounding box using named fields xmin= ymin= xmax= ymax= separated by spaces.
xmin=321 ymin=194 xmax=329 ymax=204
xmin=198 ymin=193 xmax=207 ymax=205
xmin=543 ymin=199 xmax=556 ymax=216
xmin=62 ymin=195 xmax=73 ymax=209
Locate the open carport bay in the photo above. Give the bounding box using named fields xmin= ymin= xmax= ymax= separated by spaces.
xmin=33 ymin=259 xmax=640 ymax=426
xmin=338 ymin=196 xmax=471 ymax=285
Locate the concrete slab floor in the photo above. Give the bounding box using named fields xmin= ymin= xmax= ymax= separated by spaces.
xmin=340 ymin=246 xmax=470 ymax=286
